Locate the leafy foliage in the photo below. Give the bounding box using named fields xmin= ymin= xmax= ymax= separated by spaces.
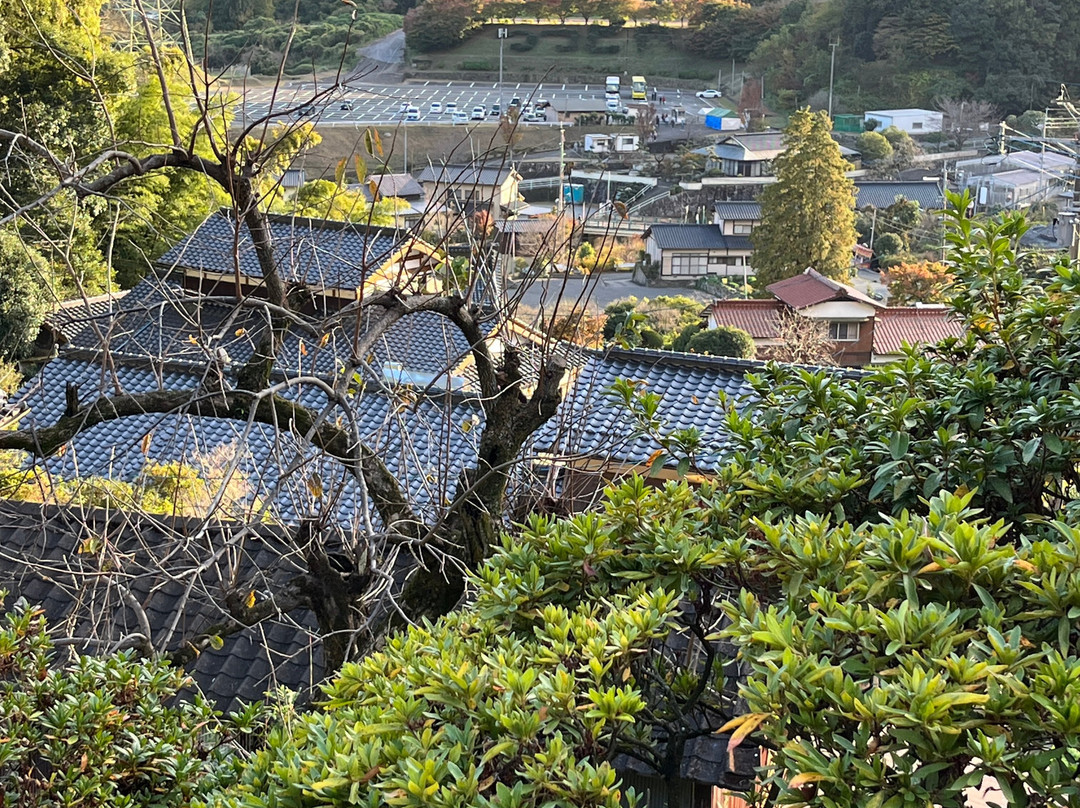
xmin=752 ymin=109 xmax=857 ymax=286
xmin=0 ymin=232 xmax=52 ymax=359
xmin=884 ymin=260 xmax=954 ymax=305
xmin=0 ymin=595 xmax=266 ymax=807
xmin=405 ymin=0 xmax=483 ymax=52
xmin=855 ymin=130 xmax=893 ymax=164
xmin=685 ymin=326 xmax=755 ymax=359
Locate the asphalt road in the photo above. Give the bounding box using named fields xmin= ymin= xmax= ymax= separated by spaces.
xmin=511 ymin=273 xmax=710 ymax=315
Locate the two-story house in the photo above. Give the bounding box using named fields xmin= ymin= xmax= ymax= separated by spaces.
xmin=695 ymin=131 xmax=862 ymax=177
xmin=708 ymin=268 xmax=964 ymax=366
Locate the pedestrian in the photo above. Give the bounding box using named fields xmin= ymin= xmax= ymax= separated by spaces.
xmin=660 ymin=95 xmax=665 ymax=105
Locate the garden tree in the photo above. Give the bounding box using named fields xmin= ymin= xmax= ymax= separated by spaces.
xmin=854 ymin=130 xmax=893 ymax=164
xmin=720 ymin=192 xmax=1080 ymax=528
xmin=1006 ymin=109 xmax=1046 ymax=136
xmin=768 ymin=309 xmax=835 ymax=365
xmin=937 ymin=96 xmax=998 ymax=149
xmin=208 ymin=479 xmax=752 ymax=808
xmin=751 ymin=108 xmax=857 ymax=285
xmin=685 ymin=326 xmax=755 ymax=358
xmin=602 ymin=295 xmax=704 ymax=346
xmin=670 ymin=321 xmax=703 ymax=352
xmin=872 ymin=231 xmax=903 ymax=260
xmin=0 ymin=232 xmax=52 ymax=360
xmin=0 ymin=0 xmax=580 ymax=675
xmin=0 ymin=595 xmax=268 ymax=806
xmin=880 ymin=124 xmax=917 ymax=169
xmin=883 ymin=259 xmax=954 ymax=305
xmin=403 ymin=0 xmax=481 ymax=51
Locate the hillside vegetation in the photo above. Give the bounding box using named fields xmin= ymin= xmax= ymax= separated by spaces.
xmin=404 ymin=0 xmax=1080 ymax=112
xmin=183 ymin=0 xmax=403 ymax=74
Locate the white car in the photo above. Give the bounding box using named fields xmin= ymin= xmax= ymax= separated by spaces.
xmin=470 ymin=105 xmax=486 ymax=121
xmin=430 ymin=101 xmax=443 ymax=114
xmin=605 ymin=96 xmax=621 ymax=112
xmin=452 ymin=111 xmax=469 ymax=125
xmin=696 ymin=89 xmax=723 ymax=99
xmin=445 ymin=101 xmax=458 ymax=114
xmin=405 ymin=105 xmax=420 ymax=121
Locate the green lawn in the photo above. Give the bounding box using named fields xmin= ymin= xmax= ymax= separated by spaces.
xmin=410 ymin=24 xmax=724 ymax=84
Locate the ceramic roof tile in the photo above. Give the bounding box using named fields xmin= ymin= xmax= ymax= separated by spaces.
xmin=854 ymin=181 xmax=943 ymax=210
xmin=707 ymin=300 xmax=783 ymax=339
xmin=158 ymin=211 xmax=408 ymax=291
xmin=768 ymin=268 xmax=880 ymax=309
xmin=872 ymin=306 xmax=966 ymax=355
xmin=536 ymin=349 xmax=762 ymax=471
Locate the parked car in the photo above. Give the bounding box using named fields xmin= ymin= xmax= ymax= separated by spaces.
xmin=534 ymin=98 xmax=550 ymax=109
xmin=445 ymin=102 xmax=458 ymax=115
xmin=509 ymin=96 xmax=521 ymax=109
xmin=399 ymin=101 xmax=411 ymax=112
xmin=470 ymin=105 xmax=486 ymax=121
xmin=605 ymin=96 xmax=621 ymax=112
xmin=430 ymin=101 xmax=443 ymax=114
xmin=340 ymin=100 xmax=354 ymax=111
xmin=405 ymin=105 xmax=420 ymax=121
xmin=522 ymin=111 xmax=546 ymax=123
xmin=294 ymin=102 xmax=316 ymax=118
xmin=452 ymin=111 xmax=470 ymax=125
xmin=489 ymin=103 xmax=501 ymax=117
xmin=695 ymin=89 xmax=723 ymax=99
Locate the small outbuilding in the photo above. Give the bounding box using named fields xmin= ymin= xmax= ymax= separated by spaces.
xmin=863 ymin=108 xmax=942 ymax=134
xmin=704 ymin=108 xmax=741 ymax=131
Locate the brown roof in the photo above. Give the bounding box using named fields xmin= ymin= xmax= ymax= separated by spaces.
xmin=767 ymin=268 xmax=881 ymax=309
xmin=707 ymin=299 xmax=783 ymax=339
xmin=873 ymin=306 xmax=965 ymax=355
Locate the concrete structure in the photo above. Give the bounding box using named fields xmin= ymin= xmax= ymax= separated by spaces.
xmin=583 ymin=133 xmax=640 ymax=154
xmin=863 ymin=108 xmax=943 ymax=134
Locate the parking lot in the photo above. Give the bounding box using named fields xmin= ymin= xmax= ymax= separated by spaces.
xmin=236 ymin=80 xmax=691 ymax=126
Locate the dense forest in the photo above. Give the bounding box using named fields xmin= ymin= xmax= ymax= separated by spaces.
xmin=405 ymin=0 xmax=1080 ymax=113
xmin=182 ymin=0 xmax=404 ymax=73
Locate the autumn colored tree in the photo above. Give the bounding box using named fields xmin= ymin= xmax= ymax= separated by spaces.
xmin=751 ymin=108 xmax=857 ymax=284
xmin=883 ymin=260 xmax=954 ymax=305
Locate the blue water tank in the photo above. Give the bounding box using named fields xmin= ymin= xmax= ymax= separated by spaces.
xmin=562 ymin=183 xmax=585 ymax=204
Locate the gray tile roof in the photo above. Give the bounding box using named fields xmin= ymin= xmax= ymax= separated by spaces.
xmin=645 ymin=224 xmax=748 ymax=251
xmin=712 ymin=201 xmax=761 ymax=222
xmin=358 ymin=173 xmax=424 ymax=200
xmin=157 ymin=211 xmax=413 ymax=291
xmin=854 ymin=181 xmax=943 ymax=210
xmin=0 ymin=500 xmax=322 ymax=711
xmin=536 ymin=348 xmax=761 ymax=471
xmin=415 ymin=163 xmax=515 ymax=187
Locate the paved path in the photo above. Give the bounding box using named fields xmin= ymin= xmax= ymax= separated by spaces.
xmin=510 ymin=273 xmax=709 ymax=314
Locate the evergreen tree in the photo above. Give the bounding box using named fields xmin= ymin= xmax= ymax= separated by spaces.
xmin=751 ymin=108 xmax=856 ymax=285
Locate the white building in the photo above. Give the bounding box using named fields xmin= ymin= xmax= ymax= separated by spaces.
xmin=863 ymin=108 xmax=943 ymax=134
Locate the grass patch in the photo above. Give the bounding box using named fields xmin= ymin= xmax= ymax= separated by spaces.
xmin=409 ymin=23 xmax=722 ymax=82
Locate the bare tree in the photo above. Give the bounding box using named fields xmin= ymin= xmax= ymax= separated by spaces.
xmin=0 ymin=4 xmax=592 ymax=675
xmin=767 ymin=311 xmax=837 ymax=366
xmin=936 ymin=97 xmax=998 ymax=149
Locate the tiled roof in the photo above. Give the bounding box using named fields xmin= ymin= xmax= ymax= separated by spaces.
xmin=854 ymin=181 xmax=943 ymax=210
xmin=415 ymin=163 xmax=516 ymax=187
xmin=644 ymin=224 xmax=746 ymax=251
xmin=157 ymin=211 xmax=415 ymax=291
xmin=0 ymin=500 xmax=322 ymax=711
xmin=536 ymin=348 xmax=761 ymax=471
xmin=359 ymin=172 xmax=424 ymax=200
xmin=707 ymin=299 xmax=783 ymax=339
xmin=768 ymin=268 xmax=880 ymax=309
xmin=872 ymin=306 xmax=965 ymax=355
xmin=712 ymin=201 xmax=761 ymax=222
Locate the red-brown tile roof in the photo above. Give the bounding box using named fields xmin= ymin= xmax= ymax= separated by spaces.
xmin=768 ymin=268 xmax=880 ymax=309
xmin=873 ymin=306 xmax=965 ymax=355
xmin=707 ymin=299 xmax=784 ymax=339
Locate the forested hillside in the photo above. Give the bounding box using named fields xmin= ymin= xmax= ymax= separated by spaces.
xmin=183 ymin=0 xmax=403 ymax=73
xmin=406 ymin=0 xmax=1079 ymax=112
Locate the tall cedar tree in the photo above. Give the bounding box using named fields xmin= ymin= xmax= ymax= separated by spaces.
xmin=751 ymin=109 xmax=856 ymax=285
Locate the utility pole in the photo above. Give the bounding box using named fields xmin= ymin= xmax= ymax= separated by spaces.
xmin=827 ymin=39 xmax=839 ymax=120
xmin=557 ymin=124 xmax=566 ymax=216
xmin=498 ymin=28 xmax=507 ymax=115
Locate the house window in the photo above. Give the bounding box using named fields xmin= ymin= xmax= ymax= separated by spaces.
xmin=912 ymin=121 xmax=923 ymax=130
xmin=669 ymin=253 xmax=708 ymax=275
xmin=708 ymin=255 xmax=724 ymax=264
xmin=829 ymin=321 xmax=860 ymax=341
xmin=732 ymin=223 xmax=754 ymax=235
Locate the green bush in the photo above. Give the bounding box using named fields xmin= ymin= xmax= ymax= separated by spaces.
xmin=640 ymin=328 xmax=664 ymax=348
xmin=685 ymin=326 xmax=755 ymax=358
xmin=459 ymin=59 xmax=495 ymax=70
xmin=669 ymin=322 xmax=703 ymax=352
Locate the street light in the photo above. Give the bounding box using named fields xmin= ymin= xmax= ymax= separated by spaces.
xmin=498 ymin=28 xmax=507 ymax=116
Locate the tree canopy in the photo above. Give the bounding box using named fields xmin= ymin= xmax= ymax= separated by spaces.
xmin=751 ymin=108 xmax=857 ymax=286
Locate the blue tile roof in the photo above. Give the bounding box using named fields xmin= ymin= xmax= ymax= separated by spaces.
xmin=157 ymin=211 xmax=411 ymax=291
xmin=645 ymin=225 xmax=749 ymax=251
xmin=536 ymin=348 xmax=761 ymax=471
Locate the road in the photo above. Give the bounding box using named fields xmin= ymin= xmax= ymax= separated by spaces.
xmin=510 ymin=273 xmax=710 ymax=315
